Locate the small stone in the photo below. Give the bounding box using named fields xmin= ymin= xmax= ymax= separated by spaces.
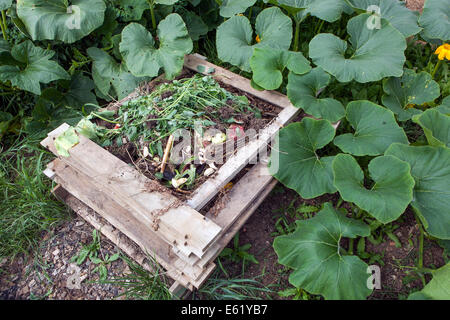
xmin=75 ymin=221 xmax=85 ymax=227
xmin=52 ymin=249 xmax=60 ymax=256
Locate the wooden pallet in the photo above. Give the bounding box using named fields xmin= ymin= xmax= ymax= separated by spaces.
xmin=41 ymin=54 xmax=334 ymax=297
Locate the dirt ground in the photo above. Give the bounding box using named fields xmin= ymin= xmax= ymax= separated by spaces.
xmin=1 ymin=0 xmax=441 ymax=301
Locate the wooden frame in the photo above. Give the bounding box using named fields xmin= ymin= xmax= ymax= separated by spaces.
xmin=41 ymin=54 xmax=325 ymax=297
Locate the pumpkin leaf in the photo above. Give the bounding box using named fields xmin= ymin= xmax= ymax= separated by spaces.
xmin=408 ymin=263 xmax=450 ymax=300
xmin=334 ymin=100 xmax=409 ymax=156
xmin=278 ymin=0 xmax=352 ymax=22
xmin=287 ymin=68 xmax=345 ymax=122
xmin=16 ymin=0 xmax=106 ymax=43
xmin=0 ymin=0 xmax=12 ymax=11
xmin=0 ymin=40 xmax=70 ymax=95
xmin=216 ymin=7 xmax=292 ymax=72
xmin=269 ymin=118 xmax=337 ymax=199
xmin=219 ymin=0 xmax=257 ymax=18
xmin=250 ymin=47 xmax=311 ymax=90
xmin=333 ymin=154 xmax=415 ymax=223
xmin=385 ymin=144 xmax=450 ymax=240
xmin=347 ymin=0 xmax=421 ymax=37
xmin=413 ymin=109 xmax=450 ymax=148
xmin=115 ymin=0 xmax=149 ymax=21
xmin=382 ymin=69 xmax=441 ymax=121
xmin=309 ymin=13 xmax=406 ymax=83
xmin=87 ymin=47 xmax=147 ymax=100
xmin=437 ymin=96 xmax=450 ymax=115
xmin=273 ymin=202 xmax=372 ymax=300
xmin=418 ymin=0 xmax=450 ymax=41
xmin=120 ymin=15 xmax=193 ymax=79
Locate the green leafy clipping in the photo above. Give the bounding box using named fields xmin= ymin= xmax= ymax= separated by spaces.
xmin=55 ymin=127 xmax=79 ymax=158
xmin=418 ymin=0 xmax=450 ymax=41
xmin=0 ymin=0 xmax=12 ymax=10
xmin=250 ymin=47 xmax=311 ymax=90
xmin=333 ymin=154 xmax=414 ymax=224
xmin=216 ymin=7 xmax=292 ymax=72
xmin=273 ymin=203 xmax=372 ymax=300
xmin=334 ymin=100 xmax=409 ymax=156
xmin=16 ymin=0 xmax=106 ymax=43
xmin=309 ymin=13 xmax=406 ymax=83
xmin=120 ymin=14 xmax=193 ymax=79
xmin=413 ymin=109 xmax=450 ymax=148
xmin=269 ymin=118 xmax=337 ymax=199
xmin=347 ymin=0 xmax=421 ymax=37
xmin=382 ymin=69 xmax=441 ymax=121
xmin=408 ymin=263 xmax=450 ymax=300
xmin=0 ymin=40 xmax=69 ymax=95
xmin=287 ymin=68 xmax=345 ymax=122
xmin=386 ymin=144 xmax=450 ymax=240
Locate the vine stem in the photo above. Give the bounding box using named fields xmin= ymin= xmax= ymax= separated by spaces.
xmin=413 ymin=213 xmax=424 ymax=269
xmin=431 ymin=60 xmax=442 ymax=79
xmin=0 ymin=10 xmax=7 ymax=41
xmin=147 ymin=0 xmax=157 ymax=30
xmin=293 ymin=19 xmax=301 ymax=52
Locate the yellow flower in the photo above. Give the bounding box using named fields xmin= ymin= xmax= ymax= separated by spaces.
xmin=435 ymin=43 xmax=450 ymax=61
xmin=256 ymin=34 xmax=261 ymax=43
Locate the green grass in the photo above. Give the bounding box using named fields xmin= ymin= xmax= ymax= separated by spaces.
xmin=102 ymin=254 xmax=172 ymax=300
xmin=0 ymin=134 xmax=69 ymax=260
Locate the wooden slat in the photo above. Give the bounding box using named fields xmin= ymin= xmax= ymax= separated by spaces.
xmin=170 ymin=177 xmax=279 ymax=297
xmin=52 ymin=185 xmax=195 ymax=291
xmin=41 ymin=124 xmax=221 ymax=259
xmin=47 ymin=159 xmax=209 ymax=286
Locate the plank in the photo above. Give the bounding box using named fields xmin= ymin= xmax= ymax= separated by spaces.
xmin=52 ymin=184 xmax=195 ymax=292
xmin=41 ymin=124 xmax=221 ymax=259
xmin=47 ymin=159 xmax=208 ymax=286
xmin=170 ymin=177 xmax=279 ymax=297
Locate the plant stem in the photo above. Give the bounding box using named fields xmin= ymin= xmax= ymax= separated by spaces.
xmin=147 ymin=0 xmax=157 ymax=30
xmin=0 ymin=10 xmax=7 ymax=41
xmin=316 ymin=20 xmax=325 ymax=35
xmin=293 ymin=19 xmax=301 ymax=52
xmin=431 ymin=60 xmax=442 ymax=79
xmin=413 ymin=213 xmax=424 ymax=269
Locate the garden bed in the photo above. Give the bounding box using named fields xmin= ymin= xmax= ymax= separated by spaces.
xmin=40 ymin=54 xmax=306 ymax=296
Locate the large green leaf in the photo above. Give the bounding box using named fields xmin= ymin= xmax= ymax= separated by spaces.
xmin=437 ymin=96 xmax=450 ymax=115
xmin=250 ymin=47 xmax=310 ymax=90
xmin=386 ymin=144 xmax=450 ymax=239
xmin=16 ymin=0 xmax=106 ymax=43
xmin=413 ymin=109 xmax=450 ymax=148
xmin=382 ymin=69 xmax=441 ymax=121
xmin=408 ymin=263 xmax=450 ymax=300
xmin=115 ymin=0 xmax=149 ymax=21
xmin=333 ymin=154 xmax=414 ymax=223
xmin=216 ymin=7 xmax=292 ymax=72
xmin=278 ymin=0 xmax=352 ymax=22
xmin=347 ymin=0 xmax=421 ymax=37
xmin=120 ymin=15 xmax=193 ymax=79
xmin=287 ymin=68 xmax=345 ymax=122
xmin=0 ymin=0 xmax=12 ymax=10
xmin=269 ymin=118 xmax=337 ymax=199
xmin=309 ymin=13 xmax=406 ymax=83
xmin=273 ymin=203 xmax=372 ymax=300
xmin=87 ymin=47 xmax=146 ymax=100
xmin=180 ymin=11 xmax=208 ymax=41
xmin=334 ymin=100 xmax=408 ymax=156
xmin=0 ymin=40 xmax=69 ymax=95
xmin=419 ymin=0 xmax=450 ymax=41
xmin=219 ymin=0 xmax=256 ymax=18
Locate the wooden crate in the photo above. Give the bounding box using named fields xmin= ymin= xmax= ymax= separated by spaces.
xmin=40 ymin=54 xmax=312 ymax=297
